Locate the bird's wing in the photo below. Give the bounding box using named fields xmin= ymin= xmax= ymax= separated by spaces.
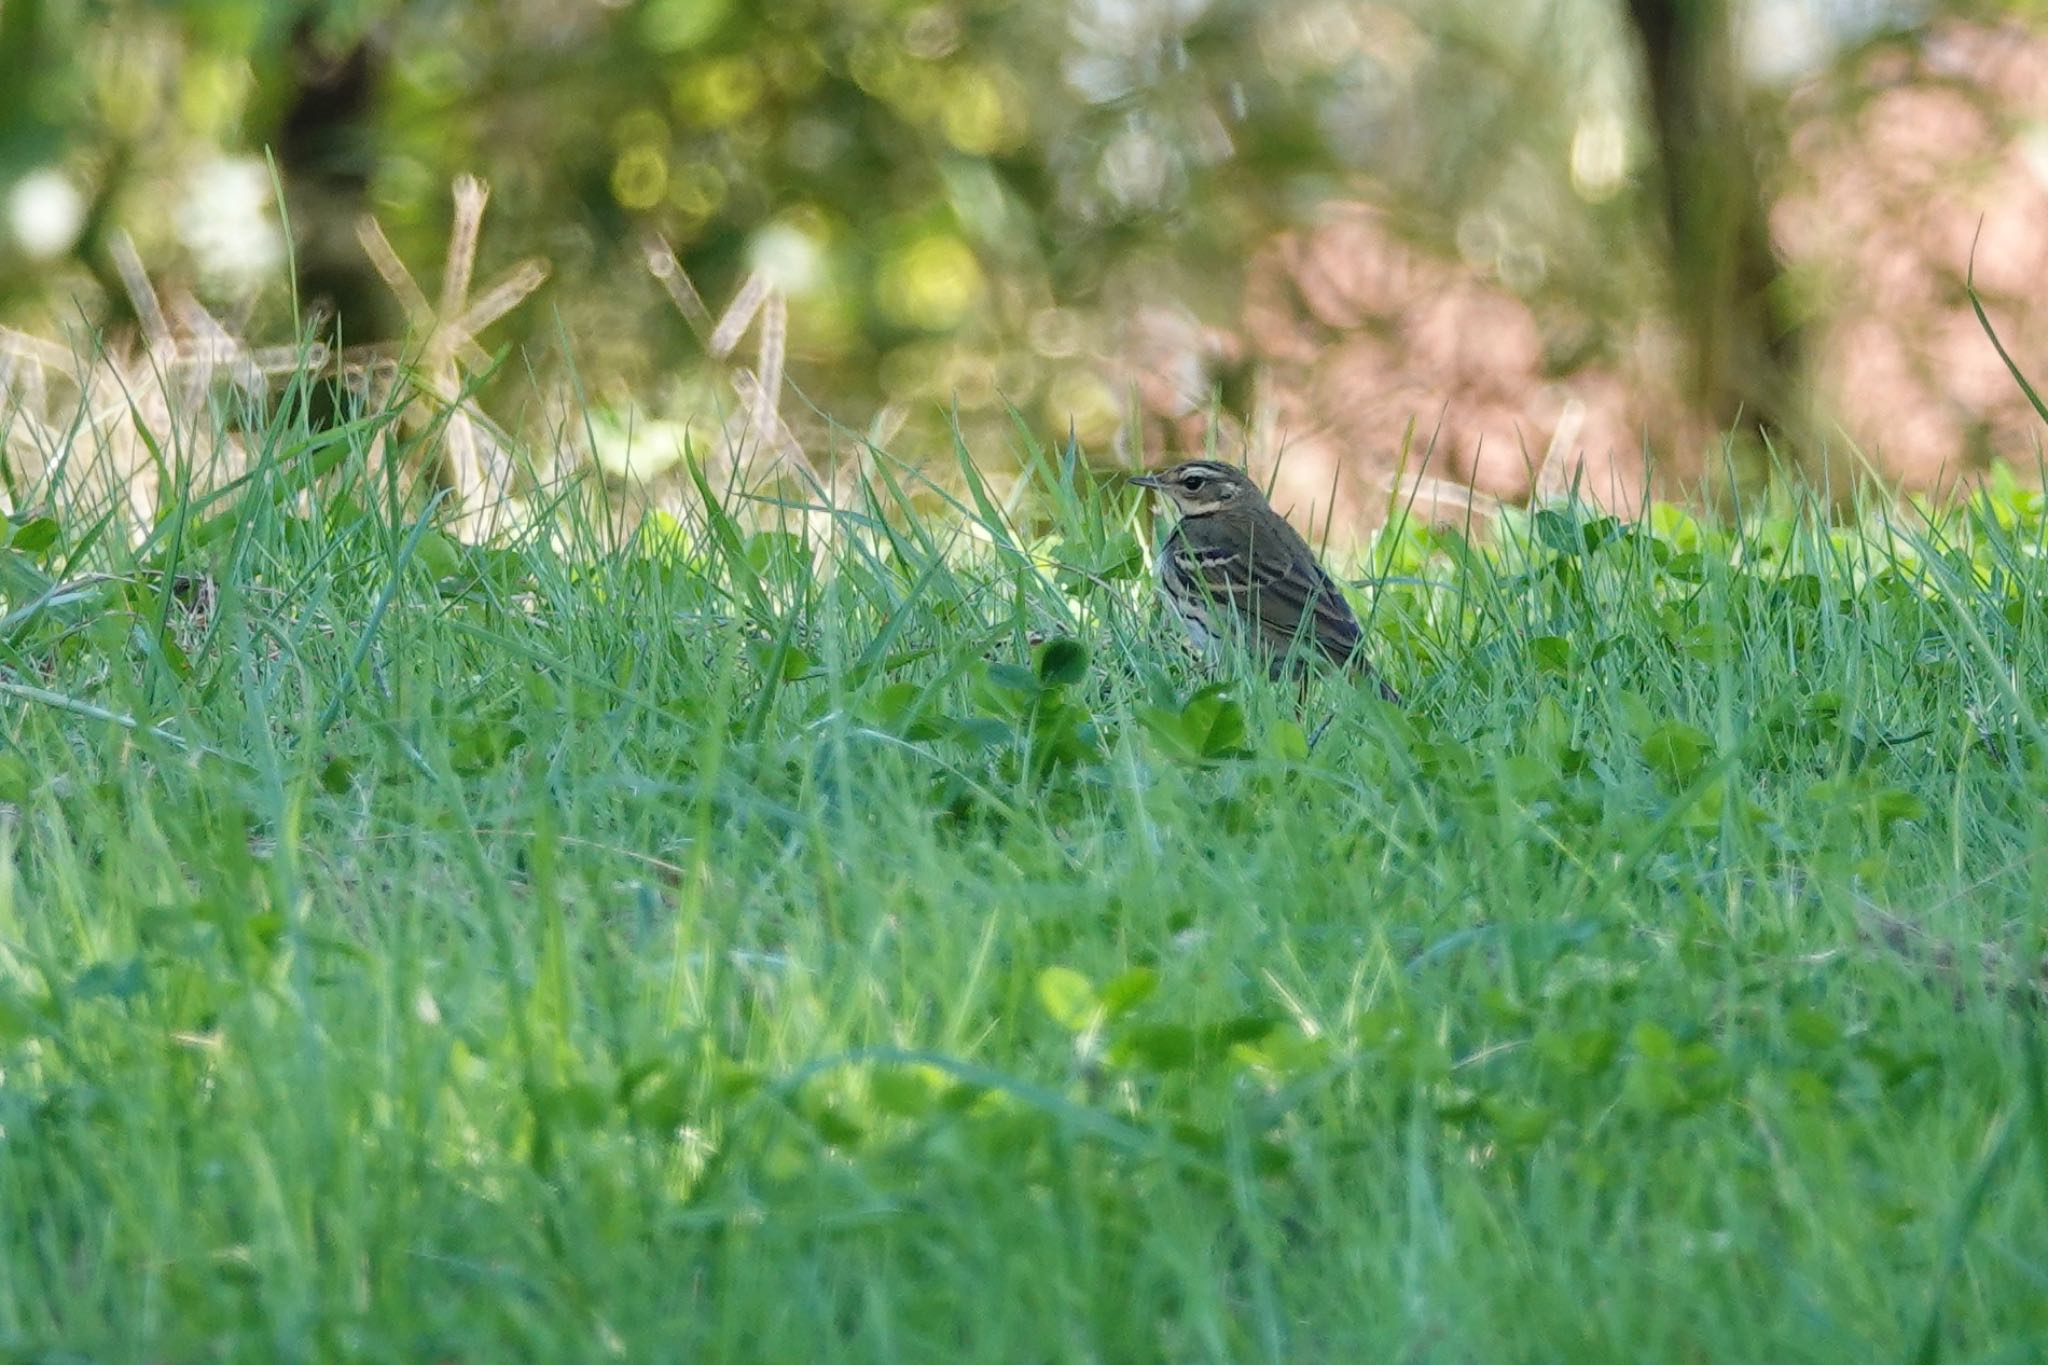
xmin=1168 ymin=529 xmax=1363 ymax=662
xmin=1255 ymin=556 xmax=1363 ymax=662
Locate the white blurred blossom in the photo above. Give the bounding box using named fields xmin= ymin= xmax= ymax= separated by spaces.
xmin=1064 ymin=0 xmax=1214 ymax=102
xmin=1570 ymin=110 xmax=1630 ymax=201
xmin=1099 ymin=123 xmax=1173 ymax=209
xmin=7 ymin=169 xmax=87 ymax=259
xmin=589 ymin=408 xmax=691 ymax=481
xmin=748 ymin=221 xmax=826 ymax=297
xmin=1741 ymin=0 xmax=1832 ymax=82
xmin=176 ymin=158 xmax=284 ymax=290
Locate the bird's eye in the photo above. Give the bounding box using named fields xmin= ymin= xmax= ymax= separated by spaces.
xmin=1181 ymin=475 xmax=1207 ymax=492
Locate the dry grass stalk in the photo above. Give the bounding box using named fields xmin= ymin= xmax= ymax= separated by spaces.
xmin=0 ymin=257 xmax=323 ymax=536
xmin=352 ymin=175 xmax=551 ymax=541
xmin=640 ymin=234 xmax=849 ymax=549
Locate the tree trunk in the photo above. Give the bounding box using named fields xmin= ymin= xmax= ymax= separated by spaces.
xmin=1623 ymin=0 xmax=1809 ymax=481
xmin=272 ymin=17 xmax=395 ymax=349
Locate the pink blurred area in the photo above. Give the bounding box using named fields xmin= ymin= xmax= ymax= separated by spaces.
xmin=1120 ymin=17 xmax=2048 ymax=544
xmin=1778 ymin=22 xmax=2048 ymax=490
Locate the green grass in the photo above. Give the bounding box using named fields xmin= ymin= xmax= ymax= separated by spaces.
xmin=3 ymin=394 xmax=2048 ymax=1363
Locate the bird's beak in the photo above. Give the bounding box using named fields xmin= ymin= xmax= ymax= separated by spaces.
xmin=1128 ymin=473 xmax=1164 ymax=490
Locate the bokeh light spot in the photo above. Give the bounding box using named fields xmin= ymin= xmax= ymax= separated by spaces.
xmin=1570 ymin=111 xmax=1629 ymax=202
xmin=642 ymin=0 xmax=732 ymax=53
xmin=613 ymin=108 xmax=670 ymax=147
xmin=749 ymin=218 xmax=828 ymax=297
xmin=177 ymin=158 xmax=283 ymax=291
xmin=1045 ymin=368 xmax=1120 ymax=445
xmin=941 ymin=68 xmax=1027 ymax=155
xmin=669 ymin=161 xmax=729 ymax=220
xmin=7 ymin=170 xmax=87 ymax=260
xmin=612 ymin=145 xmax=671 ymax=210
xmin=877 ymin=235 xmax=986 ymax=332
xmin=677 ymin=57 xmax=765 ymax=126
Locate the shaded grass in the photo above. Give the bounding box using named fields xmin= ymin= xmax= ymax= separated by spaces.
xmin=2 ymin=398 xmax=2048 ymax=1362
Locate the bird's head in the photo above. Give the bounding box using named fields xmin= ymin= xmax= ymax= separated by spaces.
xmin=1128 ymin=461 xmax=1264 ymax=518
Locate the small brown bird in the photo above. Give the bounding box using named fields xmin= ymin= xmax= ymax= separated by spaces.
xmin=1130 ymin=460 xmax=1398 ymax=700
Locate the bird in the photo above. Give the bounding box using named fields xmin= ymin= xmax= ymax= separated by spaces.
xmin=1129 ymin=459 xmax=1399 ymax=701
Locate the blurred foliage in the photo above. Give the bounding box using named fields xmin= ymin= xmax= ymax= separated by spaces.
xmin=0 ymin=0 xmax=2040 ymax=492
xmin=1 ymin=0 xmax=1366 ymax=447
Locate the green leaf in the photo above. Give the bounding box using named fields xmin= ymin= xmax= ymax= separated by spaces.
xmin=1496 ymin=753 xmax=1563 ymax=801
xmin=1631 ymin=1020 xmax=1677 ymax=1061
xmin=1685 ymin=623 xmax=1738 ymax=663
xmin=805 ymin=1104 xmax=866 ymax=1148
xmin=1265 ymin=718 xmax=1310 ymax=762
xmin=1098 ymin=967 xmax=1158 ymax=1018
xmin=1214 ymin=1014 xmax=1284 ymax=1048
xmin=318 ymin=755 xmax=358 ymax=795
xmin=1777 ymin=573 xmax=1823 ymax=609
xmin=744 ymin=530 xmax=808 ymax=576
xmin=0 ymin=548 xmax=56 ymax=611
xmin=939 ymin=715 xmax=1014 ymax=749
xmin=713 ymin=1064 xmax=763 ymax=1102
xmin=1808 ymin=777 xmax=1927 ymax=833
xmin=626 ymin=1069 xmax=694 ymax=1132
xmin=1529 ymin=635 xmax=1573 ymax=672
xmin=870 ymin=1065 xmax=946 ymax=1118
xmin=1110 ymin=1023 xmax=1197 ymax=1071
xmin=1035 ymin=966 xmax=1098 ymax=1032
xmin=1233 ymin=1024 xmax=1330 ymax=1077
xmin=1663 ymin=552 xmax=1710 ymax=583
xmin=1639 ymin=721 xmax=1712 ymax=784
xmin=1140 ymin=684 xmax=1256 ymax=765
xmin=1869 ymin=788 xmax=1928 ymax=831
xmin=151 ymin=628 xmax=192 ymax=682
xmin=1615 ymin=690 xmax=1656 ymax=737
xmin=0 ymin=753 xmax=31 ymax=803
xmin=1534 ymin=508 xmax=1581 ymax=555
xmin=1529 ymin=694 xmax=1572 ymax=753
xmin=0 ymin=987 xmax=45 ymax=1044
xmin=1786 ymin=1006 xmax=1842 ymax=1050
xmin=985 ymin=662 xmax=1040 ymax=695
xmin=1182 ymin=685 xmax=1247 ymax=758
xmin=537 ymin=1079 xmax=611 ymax=1130
xmin=1580 ymin=516 xmax=1622 ymax=552
xmin=869 ymin=680 xmax=920 ymax=722
xmin=416 ymin=530 xmax=462 ymax=580
xmin=1136 ymin=704 xmax=1197 ymax=761
xmin=6 ymin=516 xmax=59 ymax=556
xmin=1034 ymin=636 xmax=1088 ymax=688
xmin=746 ymin=638 xmax=814 ymax=681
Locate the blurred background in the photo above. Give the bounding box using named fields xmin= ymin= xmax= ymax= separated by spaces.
xmin=1 ymin=0 xmax=2045 ymax=539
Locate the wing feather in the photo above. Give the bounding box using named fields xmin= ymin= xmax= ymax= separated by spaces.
xmin=1161 ymin=515 xmax=1393 ymax=695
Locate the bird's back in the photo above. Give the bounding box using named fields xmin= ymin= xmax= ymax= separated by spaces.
xmin=1169 ymin=508 xmax=1364 ymax=666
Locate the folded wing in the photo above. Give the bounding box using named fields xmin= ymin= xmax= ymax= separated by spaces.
xmin=1168 ymin=534 xmax=1363 ymax=664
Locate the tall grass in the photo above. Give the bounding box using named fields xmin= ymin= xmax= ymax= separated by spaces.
xmin=2 ymin=362 xmax=2046 ymax=1362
